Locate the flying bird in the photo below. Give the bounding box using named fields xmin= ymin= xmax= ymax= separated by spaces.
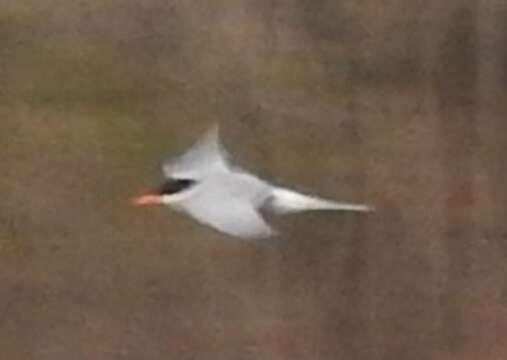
xmin=132 ymin=126 xmax=373 ymax=239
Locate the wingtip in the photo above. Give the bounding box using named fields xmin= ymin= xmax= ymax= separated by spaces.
xmin=364 ymin=205 xmax=376 ymax=213
xmin=207 ymin=123 xmax=221 ymax=139
xmin=329 ymin=202 xmax=375 ymax=213
xmin=202 ymin=123 xmax=224 ymax=149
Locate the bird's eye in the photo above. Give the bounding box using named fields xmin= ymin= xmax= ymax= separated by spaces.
xmin=159 ymin=178 xmax=196 ymax=195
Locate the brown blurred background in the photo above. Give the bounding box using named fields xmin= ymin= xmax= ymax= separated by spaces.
xmin=1 ymin=1 xmax=506 ymax=359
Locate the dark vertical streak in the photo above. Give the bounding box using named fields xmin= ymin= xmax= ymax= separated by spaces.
xmin=476 ymin=0 xmax=507 ymax=307
xmin=332 ymin=49 xmax=371 ymax=360
xmin=434 ymin=2 xmax=479 ymax=352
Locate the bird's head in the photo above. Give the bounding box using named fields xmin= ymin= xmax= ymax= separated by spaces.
xmin=131 ymin=178 xmax=197 ymax=206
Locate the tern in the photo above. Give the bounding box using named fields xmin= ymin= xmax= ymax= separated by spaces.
xmin=132 ymin=126 xmax=373 ymax=239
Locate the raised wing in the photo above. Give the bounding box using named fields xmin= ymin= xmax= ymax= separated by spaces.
xmin=163 ymin=125 xmax=230 ymax=179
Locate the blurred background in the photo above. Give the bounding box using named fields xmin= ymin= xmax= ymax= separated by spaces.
xmin=0 ymin=1 xmax=506 ymax=359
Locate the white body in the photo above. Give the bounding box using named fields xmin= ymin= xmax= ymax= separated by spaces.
xmin=160 ymin=126 xmax=373 ymax=239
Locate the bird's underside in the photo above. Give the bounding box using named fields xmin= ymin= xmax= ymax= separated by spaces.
xmin=172 ymin=171 xmax=276 ymax=239
xmin=133 ymin=125 xmax=373 ymax=239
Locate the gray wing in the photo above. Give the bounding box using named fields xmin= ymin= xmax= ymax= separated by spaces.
xmin=178 ymin=177 xmax=276 ymax=239
xmin=163 ymin=125 xmax=230 ymax=179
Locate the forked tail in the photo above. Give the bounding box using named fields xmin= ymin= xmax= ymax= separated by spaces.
xmin=269 ymin=187 xmax=374 ymax=214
